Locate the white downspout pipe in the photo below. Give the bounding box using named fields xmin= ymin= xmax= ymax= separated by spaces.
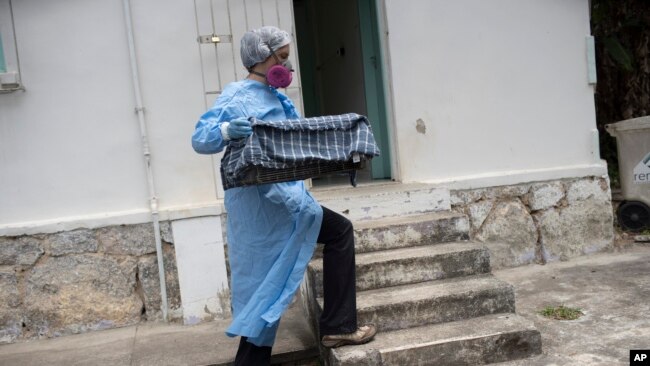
xmin=122 ymin=0 xmax=168 ymax=322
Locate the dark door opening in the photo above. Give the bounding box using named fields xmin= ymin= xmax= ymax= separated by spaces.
xmin=294 ymin=0 xmax=391 ymax=186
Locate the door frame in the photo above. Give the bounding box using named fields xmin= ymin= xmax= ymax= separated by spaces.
xmin=358 ymin=0 xmax=392 ymax=180
xmin=373 ymin=0 xmax=400 ymax=182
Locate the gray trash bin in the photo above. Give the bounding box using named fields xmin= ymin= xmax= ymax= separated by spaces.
xmin=605 ymin=116 xmax=650 ymax=231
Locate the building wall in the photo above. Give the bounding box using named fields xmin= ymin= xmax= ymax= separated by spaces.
xmin=0 ymin=0 xmax=216 ymax=234
xmin=450 ymin=176 xmax=614 ymax=269
xmin=0 ymin=0 xmax=303 ymax=235
xmin=383 ymin=0 xmax=605 ymax=186
xmin=0 ymin=0 xmax=614 ymax=343
xmin=0 ymin=222 xmax=183 ymax=343
xmin=1 ymin=0 xmax=605 ymax=230
xmin=1 ymin=0 xmax=149 ymax=227
xmin=0 ymin=0 xmax=297 ymax=340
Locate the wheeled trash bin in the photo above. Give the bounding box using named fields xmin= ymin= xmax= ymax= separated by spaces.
xmin=605 ymin=116 xmax=650 ymax=231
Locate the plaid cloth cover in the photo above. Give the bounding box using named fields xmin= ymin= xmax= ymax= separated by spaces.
xmin=221 ymin=113 xmax=381 ymax=189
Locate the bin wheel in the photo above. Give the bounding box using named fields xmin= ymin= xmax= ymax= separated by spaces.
xmin=617 ymin=201 xmax=650 ymax=232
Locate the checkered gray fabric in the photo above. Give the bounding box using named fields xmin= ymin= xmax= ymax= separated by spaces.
xmin=221 ymin=113 xmax=380 ymax=189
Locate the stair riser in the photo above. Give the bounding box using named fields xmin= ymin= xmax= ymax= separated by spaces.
xmin=353 ymin=288 xmax=515 ymax=333
xmin=355 ymin=216 xmax=470 ymax=254
xmin=311 ymin=216 xmax=470 ymax=260
xmin=315 ymin=188 xmax=451 ymax=222
xmin=310 ymin=249 xmax=490 ymax=298
xmin=330 ymin=330 xmax=543 ymax=366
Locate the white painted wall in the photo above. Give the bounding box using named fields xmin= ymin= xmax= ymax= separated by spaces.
xmin=172 ymin=216 xmax=229 ymax=324
xmin=383 ymin=0 xmax=605 ymax=186
xmin=128 ymin=0 xmax=217 ymax=211
xmin=0 ymin=0 xmax=298 ymax=321
xmin=0 ymin=0 xmax=146 ymax=227
xmin=1 ymin=0 xmax=605 ymax=232
xmin=0 ymin=0 xmax=303 ymax=234
xmin=0 ymin=0 xmax=217 ymax=232
xmin=0 ymin=0 xmax=607 ymax=324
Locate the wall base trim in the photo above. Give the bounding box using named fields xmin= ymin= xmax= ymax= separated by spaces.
xmin=414 ymin=162 xmax=608 ymax=190
xmin=0 ymin=202 xmax=225 ymax=237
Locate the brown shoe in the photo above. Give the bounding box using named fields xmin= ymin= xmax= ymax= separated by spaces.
xmin=321 ymin=324 xmax=377 ymax=348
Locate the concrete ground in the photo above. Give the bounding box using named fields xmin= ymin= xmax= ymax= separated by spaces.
xmin=0 ymin=296 xmax=319 ymax=366
xmin=493 ymin=242 xmax=650 ymax=366
xmin=1 ymin=243 xmax=648 ymax=366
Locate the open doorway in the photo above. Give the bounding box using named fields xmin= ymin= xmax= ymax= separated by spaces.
xmin=293 ymin=0 xmax=392 ymax=187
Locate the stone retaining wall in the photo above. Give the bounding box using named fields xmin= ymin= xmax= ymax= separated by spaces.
xmin=451 ymin=176 xmax=614 ymax=269
xmin=0 ymin=222 xmax=181 ymax=344
xmin=0 ymin=176 xmax=614 ymax=344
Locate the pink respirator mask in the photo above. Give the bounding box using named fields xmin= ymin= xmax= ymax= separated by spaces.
xmin=264 ymin=46 xmax=293 ymax=88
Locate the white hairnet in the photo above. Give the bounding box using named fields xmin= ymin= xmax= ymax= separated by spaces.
xmin=240 ymin=26 xmax=292 ymax=69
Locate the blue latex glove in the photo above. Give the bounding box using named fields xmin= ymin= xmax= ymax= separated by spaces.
xmin=227 ymin=118 xmax=252 ymax=139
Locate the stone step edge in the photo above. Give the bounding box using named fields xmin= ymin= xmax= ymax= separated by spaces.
xmin=316 ymin=274 xmax=513 ymax=312
xmin=328 ymin=313 xmax=542 ymax=366
xmin=309 ymin=241 xmax=487 ymax=271
xmin=344 ymin=211 xmax=467 ymax=230
xmin=351 ymin=210 xmax=467 ymax=230
xmin=311 ymin=182 xmax=450 ymax=200
xmin=308 ymin=242 xmax=490 ymax=298
xmin=313 ymin=185 xmax=451 ymax=221
xmin=353 ymin=211 xmax=470 ymax=252
xmin=313 ymin=211 xmax=469 ymax=258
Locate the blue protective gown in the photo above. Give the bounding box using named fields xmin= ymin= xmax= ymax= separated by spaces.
xmin=191 ymin=79 xmax=323 ymax=347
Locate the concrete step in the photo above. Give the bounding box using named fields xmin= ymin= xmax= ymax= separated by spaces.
xmin=353 ymin=211 xmax=470 ymax=253
xmin=315 ymin=275 xmax=515 ymax=333
xmin=312 ymin=211 xmax=470 ymax=260
xmin=312 ymin=182 xmax=450 ymax=222
xmin=307 ymin=242 xmax=490 ymax=298
xmin=327 ymin=313 xmax=542 ymax=366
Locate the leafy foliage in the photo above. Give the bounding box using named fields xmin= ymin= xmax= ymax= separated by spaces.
xmin=591 ymin=0 xmax=650 ymax=188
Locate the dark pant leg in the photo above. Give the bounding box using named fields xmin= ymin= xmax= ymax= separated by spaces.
xmin=234 ymin=336 xmax=272 ymax=366
xmin=317 ymin=206 xmax=358 ymax=336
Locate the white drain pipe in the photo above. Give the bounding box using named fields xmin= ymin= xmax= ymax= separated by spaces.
xmin=122 ymin=0 xmax=168 ymax=321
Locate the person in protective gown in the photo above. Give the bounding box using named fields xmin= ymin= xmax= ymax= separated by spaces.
xmin=191 ymin=26 xmax=376 ymax=366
